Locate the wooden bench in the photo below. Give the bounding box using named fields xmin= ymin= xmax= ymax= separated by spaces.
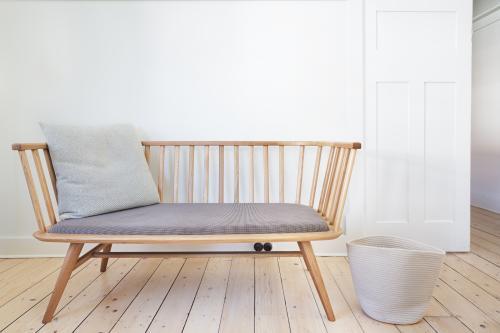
xmin=12 ymin=140 xmax=360 ymax=323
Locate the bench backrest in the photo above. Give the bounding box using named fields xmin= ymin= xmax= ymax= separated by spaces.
xmin=12 ymin=141 xmax=360 ymax=233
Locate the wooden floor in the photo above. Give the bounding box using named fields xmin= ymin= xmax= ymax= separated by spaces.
xmin=0 ymin=207 xmax=499 ymax=333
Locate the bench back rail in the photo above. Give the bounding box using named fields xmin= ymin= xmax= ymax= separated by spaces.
xmin=12 ymin=141 xmax=360 ymax=234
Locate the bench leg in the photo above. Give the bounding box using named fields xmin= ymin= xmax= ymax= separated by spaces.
xmin=298 ymin=241 xmax=335 ymax=321
xmin=298 ymin=242 xmax=311 ymax=271
xmin=43 ymin=243 xmax=83 ymax=324
xmin=100 ymin=244 xmax=112 ymax=272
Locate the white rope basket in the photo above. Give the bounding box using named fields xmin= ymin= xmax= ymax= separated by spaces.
xmin=347 ymin=236 xmax=445 ymax=324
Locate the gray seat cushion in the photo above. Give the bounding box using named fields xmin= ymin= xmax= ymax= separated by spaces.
xmin=48 ymin=203 xmax=330 ymax=235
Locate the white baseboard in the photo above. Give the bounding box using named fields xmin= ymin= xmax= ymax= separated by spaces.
xmin=0 ymin=237 xmax=68 ymax=257
xmin=0 ymin=237 xmax=347 ymax=258
xmin=471 ymin=191 xmax=500 ymax=214
xmin=472 ymin=203 xmax=500 ymax=215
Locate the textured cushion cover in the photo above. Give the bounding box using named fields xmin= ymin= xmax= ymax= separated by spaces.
xmin=48 ymin=203 xmax=330 ymax=235
xmin=41 ymin=123 xmax=159 ymax=219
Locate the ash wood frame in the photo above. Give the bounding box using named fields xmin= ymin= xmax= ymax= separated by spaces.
xmin=12 ymin=140 xmax=360 ymax=323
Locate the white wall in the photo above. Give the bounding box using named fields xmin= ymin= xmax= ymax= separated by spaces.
xmin=471 ymin=2 xmax=500 ymax=213
xmin=0 ymin=0 xmax=363 ymax=256
xmin=0 ymin=0 xmax=471 ymax=257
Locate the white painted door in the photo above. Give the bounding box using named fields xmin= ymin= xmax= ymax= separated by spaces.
xmin=364 ymin=0 xmax=472 ymax=251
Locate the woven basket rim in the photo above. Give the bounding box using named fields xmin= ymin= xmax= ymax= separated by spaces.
xmin=347 ymin=235 xmax=445 ymax=255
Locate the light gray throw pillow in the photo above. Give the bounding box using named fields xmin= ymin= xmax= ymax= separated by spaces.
xmin=40 ymin=123 xmax=159 ymax=219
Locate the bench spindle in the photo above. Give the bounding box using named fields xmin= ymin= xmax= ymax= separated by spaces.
xmin=43 ymin=148 xmax=58 ymax=201
xmin=321 ymin=147 xmax=340 ymax=216
xmin=309 ymin=146 xmax=322 ymax=208
xmin=279 ymin=145 xmax=284 ymax=203
xmin=144 ymin=145 xmax=151 ymax=166
xmin=32 ymin=149 xmax=57 ymax=225
xmin=249 ymin=145 xmax=254 ymax=203
xmin=234 ymin=146 xmax=239 ymax=203
xmin=18 ymin=150 xmax=46 ymax=232
xmin=219 ymin=145 xmax=224 ymax=203
xmin=325 ymin=148 xmax=345 ymax=220
xmin=204 ymin=145 xmax=210 ymax=203
xmin=174 ymin=146 xmax=180 ymax=203
xmin=296 ymin=145 xmax=305 ymax=204
xmin=158 ymin=146 xmax=165 ymax=202
xmin=188 ymin=145 xmax=195 ymax=203
xmin=332 ymin=149 xmax=356 ymax=231
xmin=327 ymin=148 xmax=346 ymax=219
xmin=318 ymin=147 xmax=334 ymax=214
xmin=263 ymin=145 xmax=269 ymax=203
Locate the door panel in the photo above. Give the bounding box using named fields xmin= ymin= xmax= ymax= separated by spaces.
xmin=365 ymin=0 xmax=471 ymax=251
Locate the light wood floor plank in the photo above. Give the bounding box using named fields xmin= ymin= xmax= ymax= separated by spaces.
xmin=2 ymin=259 xmax=116 ymax=333
xmin=470 ymin=243 xmax=500 ymax=266
xmin=110 ymin=258 xmax=185 ymax=333
xmin=471 ymin=222 xmax=500 ymax=237
xmin=0 ymin=257 xmax=95 ymax=331
xmin=471 ymin=213 xmax=500 ymax=227
xmin=471 ymin=228 xmax=500 ymax=247
xmin=438 ymin=265 xmax=500 ymax=322
xmin=432 ymin=277 xmax=499 ymax=332
xmin=183 ymin=257 xmax=232 ymax=333
xmin=471 ymin=218 xmax=500 ymax=237
xmin=425 ymin=298 xmax=450 ymax=317
xmin=471 ymin=223 xmax=500 ymax=238
xmin=444 ymin=255 xmax=500 ymax=299
xmin=219 ymin=257 xmax=254 ymax=333
xmin=397 ymin=320 xmax=437 ymax=333
xmin=472 ymin=210 xmax=500 ymax=225
xmin=75 ymin=258 xmax=162 ymax=332
xmin=471 ymin=235 xmax=500 ymax=256
xmin=147 ymin=257 xmax=208 ymax=333
xmin=425 ymin=316 xmax=473 ymax=333
xmin=455 ymin=252 xmax=500 ymax=280
xmin=0 ymin=258 xmax=62 ymax=307
xmin=279 ymin=257 xmax=327 ymax=333
xmin=0 ymin=258 xmax=52 ymax=285
xmin=471 ymin=206 xmax=500 ymax=222
xmin=37 ymin=258 xmax=139 ymax=333
xmin=324 ymin=259 xmax=400 ymax=333
xmin=255 ymin=257 xmax=290 ymax=333
xmin=0 ymin=259 xmax=24 ymax=274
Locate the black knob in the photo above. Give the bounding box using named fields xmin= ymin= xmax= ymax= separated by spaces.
xmin=254 ymin=242 xmax=264 ymax=252
xmin=263 ymin=242 xmax=273 ymax=251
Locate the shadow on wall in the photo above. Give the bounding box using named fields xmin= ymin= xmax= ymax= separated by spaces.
xmin=471 ymin=0 xmax=500 ymax=213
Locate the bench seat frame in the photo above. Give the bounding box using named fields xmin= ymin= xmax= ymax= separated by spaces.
xmin=13 ymin=140 xmax=360 ymax=324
